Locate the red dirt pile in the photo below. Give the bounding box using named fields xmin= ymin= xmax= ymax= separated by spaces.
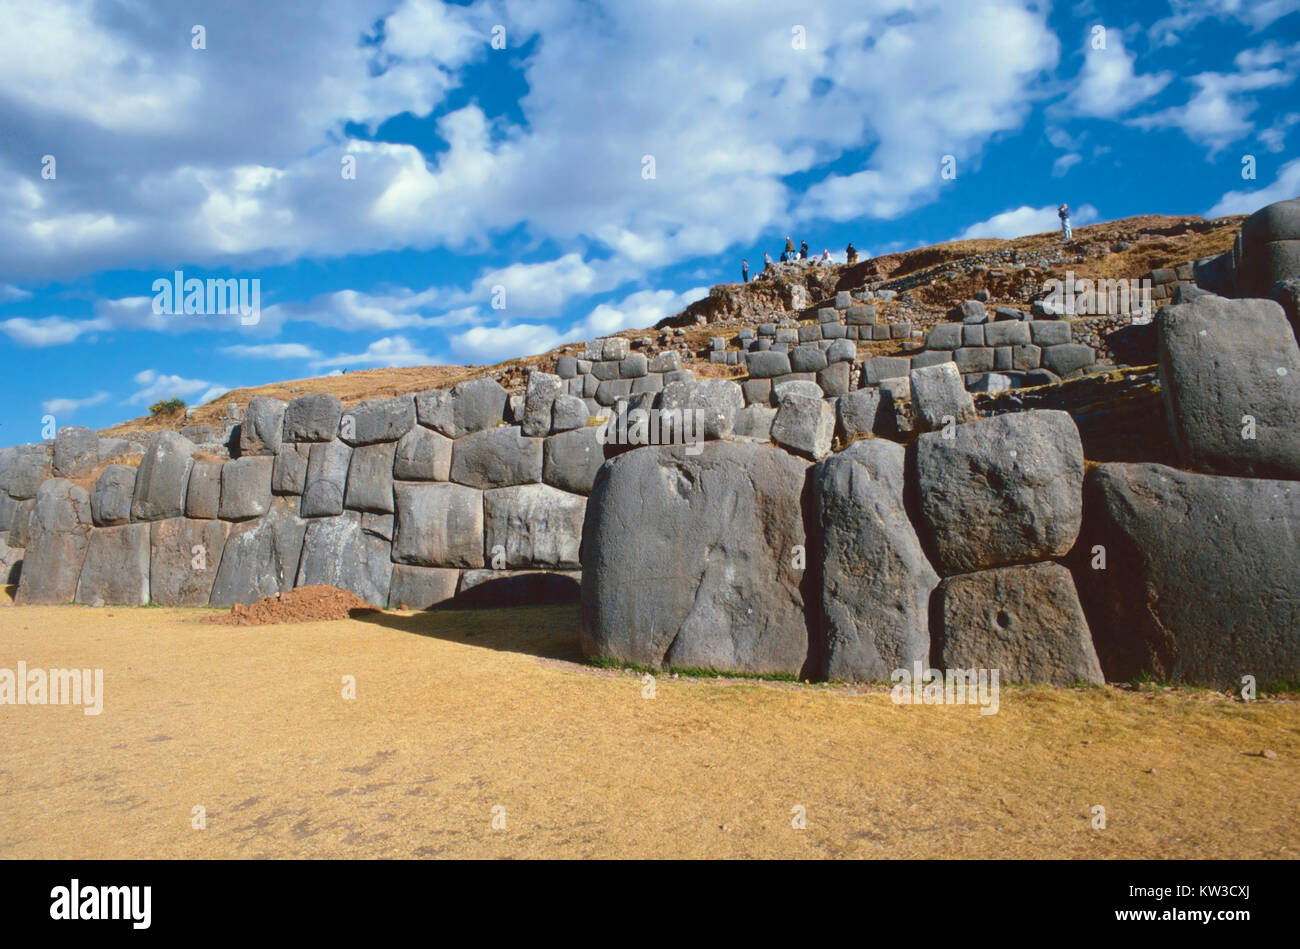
xmin=204 ymin=585 xmax=381 ymax=626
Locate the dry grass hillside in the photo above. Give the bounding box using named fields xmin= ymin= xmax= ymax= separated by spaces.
xmin=101 ymin=211 xmax=1247 ymax=438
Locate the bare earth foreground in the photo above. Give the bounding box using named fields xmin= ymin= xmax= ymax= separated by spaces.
xmin=1 ymin=591 xmax=1297 ymax=859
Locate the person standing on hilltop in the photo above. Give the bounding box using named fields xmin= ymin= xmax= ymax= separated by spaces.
xmin=785 ymin=237 xmax=795 ymax=258
xmin=763 ymin=252 xmax=773 ymax=273
xmin=846 ymin=242 xmax=858 ymax=265
xmin=799 ymin=240 xmax=809 ymax=260
xmin=1059 ymin=203 xmax=1072 ymax=242
xmin=741 ymin=259 xmax=749 ymax=283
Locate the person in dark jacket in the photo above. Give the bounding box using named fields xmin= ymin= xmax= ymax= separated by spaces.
xmin=799 ymin=240 xmax=809 ymax=260
xmin=846 ymin=242 xmax=858 ymax=265
xmin=785 ymin=237 xmax=795 ymax=256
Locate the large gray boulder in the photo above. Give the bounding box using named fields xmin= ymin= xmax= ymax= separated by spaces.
xmin=218 ymin=456 xmax=273 ymax=520
xmin=1156 ymin=293 xmax=1300 ymax=478
xmin=916 ymin=410 xmax=1084 ymax=575
xmin=658 ymin=379 xmax=744 ymax=441
xmin=542 ymin=426 xmax=605 ymax=495
xmin=282 ymin=393 xmax=342 ymax=442
xmin=770 ymin=391 xmax=834 ymax=460
xmin=53 ymin=426 xmax=99 ymax=477
xmin=6 ymin=499 xmax=34 ymax=548
xmin=90 ymin=465 xmax=137 ymax=526
xmin=393 ymin=426 xmax=452 ymax=481
xmin=1 ymin=448 xmax=49 ymax=499
xmin=392 ymin=482 xmax=484 ymax=567
xmin=184 ymin=460 xmax=223 ymax=519
xmin=836 ymin=388 xmax=882 ymax=442
xmin=131 ymin=431 xmax=197 ymax=521
xmin=522 ymin=371 xmax=564 ymax=436
xmin=416 ymin=378 xmax=509 ymax=438
xmin=240 ymin=397 xmax=287 ymax=455
xmin=271 ymin=444 xmax=310 ymax=495
xmin=388 ymin=565 xmax=459 ymax=610
xmin=343 ymin=442 xmax=396 ymax=514
xmin=484 ymin=484 xmax=585 ymax=568
xmin=149 ymin=518 xmax=232 ymax=606
xmin=295 ymin=511 xmax=393 ymax=606
xmin=14 ymin=479 xmax=92 ymax=604
xmin=74 ymin=523 xmax=150 ymax=605
xmin=449 ymin=426 xmax=543 ymax=488
xmin=341 ymin=397 xmax=415 ymax=445
xmin=909 ymin=362 xmax=976 ymax=431
xmin=1074 ymin=462 xmax=1300 ymax=687
xmin=299 ymin=439 xmax=352 ymax=517
xmin=813 ymin=440 xmax=937 ymax=681
xmin=581 ymin=442 xmax=812 ymax=675
xmin=937 ymin=562 xmax=1103 ymax=685
xmin=209 ymin=499 xmax=308 ymax=606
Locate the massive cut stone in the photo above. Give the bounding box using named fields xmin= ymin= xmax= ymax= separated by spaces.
xmin=14 ymin=480 xmax=92 ymax=604
xmin=916 ymin=410 xmax=1084 ymax=575
xmin=185 ymin=461 xmax=223 ymax=519
xmin=6 ymin=500 xmax=34 ymax=548
xmin=813 ymin=440 xmax=937 ymax=681
xmin=282 ymin=393 xmax=342 ymax=442
xmin=836 ymin=387 xmax=882 ymax=442
xmin=1 ymin=449 xmax=50 ymax=500
xmin=240 ymin=397 xmax=287 ymax=455
xmin=344 ymin=442 xmax=396 ymax=514
xmin=770 ymin=391 xmax=834 ymax=460
xmin=909 ymin=362 xmax=976 ymax=431
xmin=219 ymin=456 xmax=273 ymax=520
xmin=393 ymin=426 xmax=453 ymax=481
xmin=209 ymin=499 xmax=308 ymax=606
xmin=341 ymin=396 xmax=415 ymax=446
xmin=484 ymin=484 xmax=585 ymax=568
xmin=272 ymin=444 xmax=310 ymax=495
xmin=392 ymin=482 xmax=485 ymax=567
xmin=90 ymin=465 xmax=137 ymax=526
xmin=658 ymin=379 xmax=744 ymax=440
xmin=449 ymin=426 xmax=543 ymax=488
xmin=1074 ymin=462 xmax=1300 ymax=687
xmin=299 ymin=439 xmax=352 ymax=517
xmin=74 ymin=523 xmax=150 ymax=605
xmin=542 ymin=426 xmax=605 ymax=495
xmin=388 ymin=565 xmax=460 ymax=610
xmin=1156 ymin=294 xmax=1300 ymax=479
xmin=550 ymin=394 xmax=588 ymax=433
xmin=580 ymin=441 xmax=812 ymax=675
xmin=416 ymin=378 xmax=509 ymax=438
xmin=294 ymin=511 xmax=393 ymax=606
xmin=131 ymin=432 xmax=197 ymax=521
xmin=937 ymin=562 xmax=1103 ymax=685
xmin=149 ymin=517 xmax=232 ymax=606
xmin=522 ymin=371 xmax=564 ymax=436
xmin=53 ymin=426 xmax=99 ymax=477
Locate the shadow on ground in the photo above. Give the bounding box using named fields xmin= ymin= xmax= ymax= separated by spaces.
xmin=349 ymin=603 xmax=584 ymax=662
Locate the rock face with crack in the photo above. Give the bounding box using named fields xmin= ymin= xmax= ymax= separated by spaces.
xmin=580 ymin=441 xmax=812 ymax=675
xmin=1074 ymin=462 xmax=1300 ymax=688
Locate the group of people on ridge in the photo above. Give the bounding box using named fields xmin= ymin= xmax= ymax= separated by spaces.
xmin=741 ymin=237 xmax=859 ymax=283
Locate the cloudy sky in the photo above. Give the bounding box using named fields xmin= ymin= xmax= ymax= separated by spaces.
xmin=2 ymin=0 xmax=1299 ymax=438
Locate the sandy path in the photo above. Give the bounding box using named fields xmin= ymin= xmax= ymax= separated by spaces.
xmin=1 ymin=597 xmax=1297 ymax=859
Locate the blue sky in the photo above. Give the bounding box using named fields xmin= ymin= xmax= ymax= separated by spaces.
xmin=1 ymin=0 xmax=1298 ymax=441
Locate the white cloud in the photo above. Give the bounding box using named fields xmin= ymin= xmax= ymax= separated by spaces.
xmin=1132 ymin=66 xmax=1296 ymax=153
xmin=42 ymin=391 xmax=109 ymax=417
xmin=1150 ymin=0 xmax=1300 ymax=46
xmin=0 ymin=284 xmax=31 ymax=302
xmin=577 ymin=287 xmax=709 ymax=337
xmin=309 ymin=335 xmax=436 ymax=369
xmin=221 ymin=343 xmax=322 ymax=360
xmin=1052 ymin=153 xmax=1083 ymax=177
xmin=1062 ymin=35 xmax=1173 ymax=119
xmin=127 ymin=371 xmax=228 ymax=406
xmin=450 ymin=323 xmax=579 ymax=365
xmin=0 ymin=315 xmax=109 ymax=346
xmin=957 ymin=203 xmax=1099 ymax=240
xmin=1205 ymin=157 xmax=1300 ymax=217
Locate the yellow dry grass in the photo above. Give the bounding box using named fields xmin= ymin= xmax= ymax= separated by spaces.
xmin=1 ymin=596 xmax=1296 ymax=859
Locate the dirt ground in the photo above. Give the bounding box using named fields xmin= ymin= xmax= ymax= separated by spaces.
xmin=1 ymin=592 xmax=1296 ymax=859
